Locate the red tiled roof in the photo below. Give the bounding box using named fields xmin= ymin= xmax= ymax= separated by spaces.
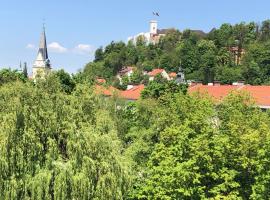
xmin=121 ymin=84 xmax=145 ymax=100
xmin=96 ymin=78 xmax=106 ymax=84
xmin=148 ymin=69 xmax=165 ymax=76
xmin=241 ymin=86 xmax=270 ymax=107
xmin=96 ymin=83 xmax=270 ymax=107
xmin=95 ymin=84 xmax=144 ymax=100
xmin=188 ymin=85 xmax=239 ymax=101
xmin=188 ymin=85 xmax=270 ymax=108
xmin=95 ymin=85 xmax=119 ymax=96
xmin=169 ymin=72 xmax=177 ymax=78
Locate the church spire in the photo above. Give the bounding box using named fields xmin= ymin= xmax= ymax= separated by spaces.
xmin=32 ymin=24 xmax=51 ymax=79
xmin=37 ymin=25 xmax=49 ymax=64
xmin=33 ymin=25 xmax=50 ymax=68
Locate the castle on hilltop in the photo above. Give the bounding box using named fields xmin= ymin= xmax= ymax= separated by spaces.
xmin=32 ymin=26 xmax=51 ymax=79
xmin=128 ymin=20 xmax=171 ymax=44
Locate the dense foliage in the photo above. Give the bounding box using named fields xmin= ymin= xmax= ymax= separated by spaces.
xmin=1 ymin=69 xmax=270 ymax=199
xmin=141 ymin=74 xmax=188 ymax=99
xmin=0 ymin=76 xmax=131 ymax=199
xmin=84 ymin=20 xmax=270 ymax=85
xmin=126 ymin=93 xmax=270 ymax=199
xmin=0 ymin=69 xmax=26 ymax=85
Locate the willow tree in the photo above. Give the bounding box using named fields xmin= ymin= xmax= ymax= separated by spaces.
xmin=0 ymin=77 xmax=131 ymax=199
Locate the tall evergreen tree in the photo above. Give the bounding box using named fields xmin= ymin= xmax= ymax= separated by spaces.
xmin=23 ymin=62 xmax=28 ymax=78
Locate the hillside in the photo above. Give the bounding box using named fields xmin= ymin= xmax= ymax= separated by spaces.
xmin=83 ymin=20 xmax=270 ymax=85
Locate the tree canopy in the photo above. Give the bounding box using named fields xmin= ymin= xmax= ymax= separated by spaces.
xmin=1 ymin=69 xmax=270 ymax=199
xmin=0 ymin=77 xmax=131 ymax=199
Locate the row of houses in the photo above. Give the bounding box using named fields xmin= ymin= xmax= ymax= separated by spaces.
xmin=95 ymin=80 xmax=270 ymax=109
xmin=117 ymin=66 xmax=177 ymax=82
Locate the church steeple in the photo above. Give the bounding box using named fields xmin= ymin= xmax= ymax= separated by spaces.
xmin=38 ymin=25 xmax=49 ymax=62
xmin=32 ymin=25 xmax=51 ymax=79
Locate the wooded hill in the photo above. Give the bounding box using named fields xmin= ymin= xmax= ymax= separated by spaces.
xmin=83 ymin=20 xmax=270 ymax=85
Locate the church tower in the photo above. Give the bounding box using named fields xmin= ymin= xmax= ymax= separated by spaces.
xmin=32 ymin=25 xmax=51 ymax=79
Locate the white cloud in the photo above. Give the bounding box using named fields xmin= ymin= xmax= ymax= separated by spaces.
xmin=73 ymin=44 xmax=95 ymax=55
xmin=26 ymin=42 xmax=95 ymax=56
xmin=48 ymin=42 xmax=67 ymax=53
xmin=26 ymin=44 xmax=35 ymax=49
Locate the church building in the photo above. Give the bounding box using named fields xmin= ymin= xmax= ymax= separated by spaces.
xmin=32 ymin=26 xmax=51 ymax=79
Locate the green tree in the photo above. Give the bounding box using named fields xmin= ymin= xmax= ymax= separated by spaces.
xmin=197 ymin=40 xmax=217 ymax=83
xmin=128 ymin=92 xmax=270 ymax=199
xmin=0 ymin=68 xmax=26 ymax=85
xmin=177 ymin=40 xmax=199 ymax=76
xmin=104 ymin=52 xmax=125 ymax=74
xmin=242 ymin=41 xmax=270 ymax=84
xmin=216 ymin=65 xmax=242 ymax=84
xmin=84 ymin=61 xmax=113 ymax=81
xmin=158 ymin=29 xmax=182 ymax=52
xmin=208 ymin=23 xmax=234 ymax=47
xmin=94 ymin=46 xmax=104 ymax=62
xmin=125 ymin=41 xmax=138 ymax=65
xmin=260 ymin=20 xmax=270 ymax=41
xmin=54 ymin=69 xmax=76 ymax=94
xmin=23 ymin=62 xmax=28 ymax=78
xmin=130 ymin=70 xmax=144 ymax=85
xmin=141 ymin=78 xmax=187 ymax=99
xmin=217 ymin=47 xmax=234 ymax=66
xmin=242 ymin=61 xmax=263 ymax=84
xmin=0 ymin=77 xmax=131 ymax=199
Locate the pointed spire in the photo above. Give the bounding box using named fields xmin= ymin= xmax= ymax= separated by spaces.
xmin=38 ymin=25 xmax=49 ymax=61
xmin=33 ymin=24 xmax=50 ymax=69
xmin=32 ymin=23 xmax=52 ymax=79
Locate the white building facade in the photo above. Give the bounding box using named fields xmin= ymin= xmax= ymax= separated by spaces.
xmin=128 ymin=20 xmax=167 ymax=44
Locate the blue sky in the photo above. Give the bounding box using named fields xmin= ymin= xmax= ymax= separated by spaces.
xmin=0 ymin=0 xmax=270 ymax=74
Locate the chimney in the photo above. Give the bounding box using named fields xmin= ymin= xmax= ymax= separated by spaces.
xmin=233 ymin=81 xmax=245 ymax=86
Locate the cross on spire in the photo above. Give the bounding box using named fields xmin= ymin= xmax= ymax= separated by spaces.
xmin=42 ymin=18 xmax=46 ymax=31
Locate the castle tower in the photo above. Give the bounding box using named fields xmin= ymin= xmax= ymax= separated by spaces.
xmin=150 ymin=20 xmax=158 ymax=35
xmin=32 ymin=25 xmax=51 ymax=79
